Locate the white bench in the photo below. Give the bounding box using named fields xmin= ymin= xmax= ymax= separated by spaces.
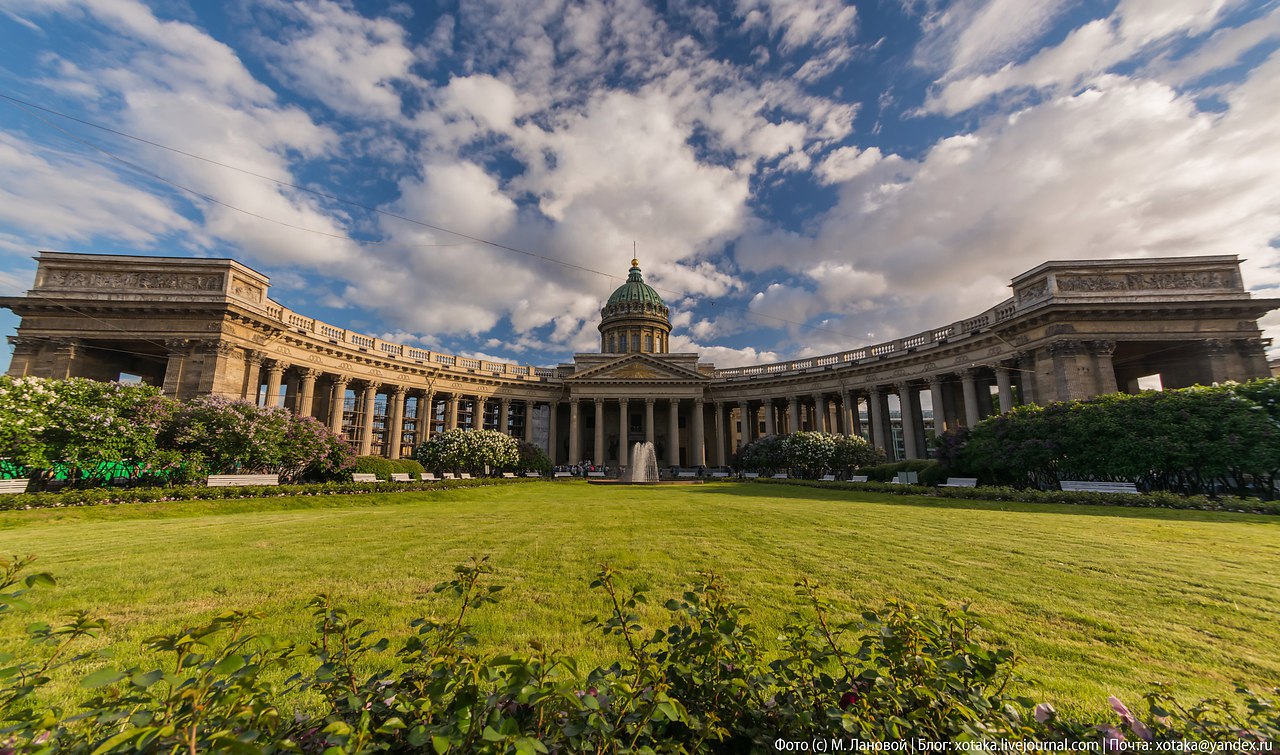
xmin=390 ymin=473 xmax=412 ymax=483
xmin=847 ymin=475 xmax=869 ymax=483
xmin=742 ymin=472 xmax=760 ymax=479
xmin=442 ymin=472 xmax=456 ymax=480
xmin=420 ymin=473 xmax=438 ymax=482
xmin=352 ymin=473 xmax=382 ymax=484
xmin=771 ymin=473 xmax=789 ymax=479
xmin=710 ymin=471 xmax=730 ymax=479
xmin=587 ymin=471 xmax=605 ymax=478
xmin=0 ymin=479 xmax=30 ymax=494
xmin=459 ymin=473 xmax=473 ymax=480
xmin=501 ymin=472 xmax=516 ymax=478
xmin=525 ymin=471 xmax=542 ymax=478
xmin=940 ymin=477 xmax=978 ymax=487
xmin=207 ymin=474 xmax=279 ymax=487
xmin=676 ymin=471 xmax=697 ymax=479
xmin=554 ymin=471 xmax=574 ymax=478
xmin=1061 ymin=480 xmax=1139 ymax=494
xmin=819 ymin=474 xmax=836 ymax=482
xmin=891 ymin=471 xmax=919 ymax=485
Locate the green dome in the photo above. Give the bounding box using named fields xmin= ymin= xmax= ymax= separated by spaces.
xmin=603 ymin=259 xmax=668 ymax=315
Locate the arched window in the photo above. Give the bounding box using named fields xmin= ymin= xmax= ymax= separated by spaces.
xmin=644 ymin=333 xmax=653 ymax=352
xmin=609 ymin=333 xmax=616 ymax=352
xmin=631 ymin=332 xmax=640 ymax=352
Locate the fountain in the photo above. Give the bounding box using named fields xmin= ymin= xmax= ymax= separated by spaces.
xmin=623 ymin=441 xmax=660 ymax=484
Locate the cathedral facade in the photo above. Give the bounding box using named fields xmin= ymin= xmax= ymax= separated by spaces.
xmin=2 ymin=251 xmax=1276 ymax=466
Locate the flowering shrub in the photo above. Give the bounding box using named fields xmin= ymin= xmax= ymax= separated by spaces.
xmin=415 ymin=428 xmax=519 ymax=474
xmin=2 ymin=557 xmax=1275 ymax=752
xmin=737 ymin=432 xmax=885 ymax=477
xmin=159 ymin=395 xmax=352 ymax=481
xmin=935 ymin=378 xmax=1280 ymax=496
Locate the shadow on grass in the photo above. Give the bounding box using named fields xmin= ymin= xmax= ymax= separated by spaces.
xmin=680 ymin=481 xmax=1280 ymax=525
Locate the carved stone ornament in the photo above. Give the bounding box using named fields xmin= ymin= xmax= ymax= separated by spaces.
xmin=44 ymin=269 xmax=225 ymax=292
xmin=1056 ymin=270 xmax=1235 ymax=293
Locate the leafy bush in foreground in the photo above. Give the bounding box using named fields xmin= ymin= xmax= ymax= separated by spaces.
xmin=1 ymin=557 xmax=1275 ymax=753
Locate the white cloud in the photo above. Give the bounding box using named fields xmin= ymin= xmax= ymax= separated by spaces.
xmin=253 ymin=0 xmax=419 ymax=119
xmin=1150 ymin=7 xmax=1280 ymax=85
xmin=915 ymin=0 xmax=1074 ymax=78
xmin=922 ymin=0 xmax=1244 ymax=114
xmin=816 ymin=145 xmax=883 ymax=184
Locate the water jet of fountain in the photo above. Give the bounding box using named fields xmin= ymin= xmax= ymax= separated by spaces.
xmin=624 ymin=441 xmax=659 ymax=483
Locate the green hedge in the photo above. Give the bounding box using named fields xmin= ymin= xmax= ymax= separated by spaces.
xmin=750 ymin=477 xmax=1280 ymax=514
xmin=0 ymin=476 xmax=542 ymax=512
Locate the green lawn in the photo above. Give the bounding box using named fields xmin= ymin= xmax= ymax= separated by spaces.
xmin=2 ymin=481 xmax=1278 ymax=716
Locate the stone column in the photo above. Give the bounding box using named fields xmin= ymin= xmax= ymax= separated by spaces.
xmin=1089 ymin=340 xmax=1119 ymax=395
xmin=242 ymin=351 xmax=263 ymax=402
xmin=618 ymin=399 xmax=630 ymax=467
xmin=692 ymin=398 xmax=706 ymax=466
xmin=667 ymin=398 xmax=680 ymax=466
xmin=548 ymin=401 xmax=559 ymax=462
xmin=714 ymin=401 xmax=726 ymax=467
xmin=499 ymin=398 xmax=511 ymax=434
xmin=868 ymin=386 xmax=888 ymax=454
xmin=812 ymin=393 xmax=827 ymax=433
xmin=387 ymin=386 xmax=407 ymax=459
xmin=762 ymin=399 xmax=776 ymax=436
xmin=160 ymin=339 xmax=188 ymax=398
xmin=473 ymin=396 xmax=486 ymax=431
xmin=897 ymin=382 xmax=920 ymax=459
xmin=1205 ymin=339 xmax=1235 ymax=384
xmin=1015 ymin=351 xmax=1038 ymax=406
xmin=524 ymin=401 xmax=536 ymax=443
xmin=1236 ymin=337 xmax=1272 ymax=378
xmin=297 ymin=369 xmax=320 ymax=418
xmin=260 ymin=361 xmax=285 ymax=408
xmin=788 ymin=397 xmax=800 ymax=434
xmin=593 ymin=398 xmax=605 ymax=463
xmin=568 ymin=399 xmax=581 ymax=463
xmin=358 ymin=382 xmax=380 ymax=456
xmin=995 ymin=366 xmax=1014 ymax=413
xmin=644 ymin=398 xmax=655 ymax=445
xmin=446 ymin=394 xmax=458 ymax=430
xmin=737 ymin=400 xmax=750 ymax=447
xmin=849 ymin=392 xmax=864 ymax=437
xmin=422 ymin=390 xmax=436 ymax=439
xmin=960 ymin=369 xmax=981 ymax=427
xmin=928 ymin=376 xmax=947 ymax=438
xmin=329 ymin=376 xmax=350 ymax=434
xmin=840 ymin=391 xmax=854 ymax=437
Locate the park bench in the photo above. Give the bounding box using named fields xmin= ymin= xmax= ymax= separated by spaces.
xmin=442 ymin=472 xmax=456 ymax=480
xmin=553 ymin=471 xmax=573 ymax=478
xmin=742 ymin=472 xmax=760 ymax=479
xmin=501 ymin=472 xmax=517 ymax=478
xmin=891 ymin=471 xmax=919 ymax=485
xmin=525 ymin=471 xmax=542 ymax=478
xmin=587 ymin=471 xmax=606 ymax=478
xmin=847 ymin=475 xmax=869 ymax=483
xmin=819 ymin=474 xmax=836 ymax=481
xmin=676 ymin=471 xmax=697 ymax=479
xmin=389 ymin=473 xmax=412 ymax=483
xmin=771 ymin=473 xmax=789 ymax=479
xmin=207 ymin=474 xmax=279 ymax=487
xmin=420 ymin=472 xmax=438 ymax=482
xmin=1060 ymin=480 xmax=1139 ymax=494
xmin=352 ymin=473 xmax=382 ymax=484
xmin=459 ymin=473 xmax=473 ymax=480
xmin=940 ymin=477 xmax=978 ymax=487
xmin=710 ymin=471 xmax=730 ymax=479
xmin=0 ymin=479 xmax=30 ymax=494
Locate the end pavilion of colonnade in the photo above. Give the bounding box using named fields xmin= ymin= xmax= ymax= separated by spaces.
xmin=2 ymin=251 xmax=1276 ymax=467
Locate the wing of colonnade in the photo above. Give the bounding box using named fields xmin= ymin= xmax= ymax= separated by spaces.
xmin=1 ymin=251 xmax=1275 ymax=464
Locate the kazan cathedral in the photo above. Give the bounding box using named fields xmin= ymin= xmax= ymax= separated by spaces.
xmin=2 ymin=251 xmax=1276 ymax=467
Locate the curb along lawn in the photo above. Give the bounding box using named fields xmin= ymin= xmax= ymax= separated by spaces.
xmin=1 ymin=481 xmax=1277 ymax=718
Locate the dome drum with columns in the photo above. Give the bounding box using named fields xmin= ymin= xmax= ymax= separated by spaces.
xmin=2 ymin=251 xmax=1277 ymax=469
xmin=599 ymin=258 xmax=671 ymax=354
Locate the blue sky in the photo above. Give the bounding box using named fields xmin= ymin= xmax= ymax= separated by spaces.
xmin=0 ymin=0 xmax=1277 ymax=369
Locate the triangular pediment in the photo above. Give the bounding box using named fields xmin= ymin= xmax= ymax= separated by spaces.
xmin=565 ymin=353 xmax=710 ymax=383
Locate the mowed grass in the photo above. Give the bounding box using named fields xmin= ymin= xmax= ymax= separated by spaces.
xmin=2 ymin=481 xmax=1278 ymax=716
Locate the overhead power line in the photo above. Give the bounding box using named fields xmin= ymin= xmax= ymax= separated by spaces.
xmin=0 ymin=90 xmax=869 ymax=342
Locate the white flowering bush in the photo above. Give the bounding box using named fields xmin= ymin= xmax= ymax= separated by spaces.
xmin=415 ymin=428 xmax=519 ymax=474
xmin=0 ymin=376 xmax=57 ymax=469
xmin=737 ymin=432 xmax=884 ymax=477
